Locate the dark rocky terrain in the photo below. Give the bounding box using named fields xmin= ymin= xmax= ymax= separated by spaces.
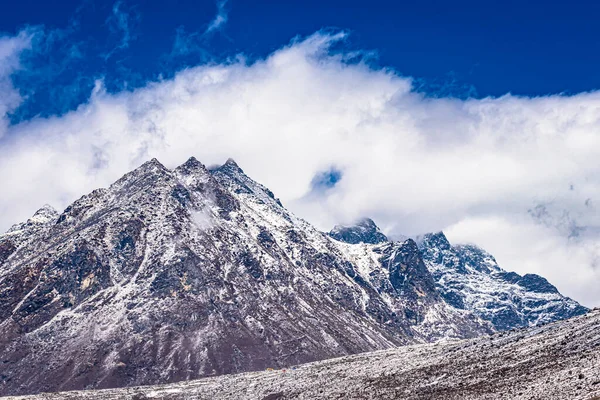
xmin=8 ymin=308 xmax=600 ymax=399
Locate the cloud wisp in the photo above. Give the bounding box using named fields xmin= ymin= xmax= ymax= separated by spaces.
xmin=103 ymin=1 xmax=140 ymax=61
xmin=162 ymin=0 xmax=231 ymax=75
xmin=205 ymin=0 xmax=229 ymax=35
xmin=0 ymin=30 xmax=599 ymax=306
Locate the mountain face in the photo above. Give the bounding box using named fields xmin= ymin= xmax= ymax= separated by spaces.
xmin=0 ymin=157 xmax=489 ymax=396
xmin=330 ymin=224 xmax=588 ymax=332
xmin=418 ymin=232 xmax=588 ymax=331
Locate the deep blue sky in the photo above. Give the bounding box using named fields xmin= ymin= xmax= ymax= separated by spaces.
xmin=2 ymin=0 xmax=600 ymax=121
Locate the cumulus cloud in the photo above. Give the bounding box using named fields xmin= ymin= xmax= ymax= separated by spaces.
xmin=0 ymin=30 xmax=599 ymax=306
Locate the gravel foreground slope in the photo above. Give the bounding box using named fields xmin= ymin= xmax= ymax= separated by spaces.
xmin=6 ymin=309 xmax=600 ymax=400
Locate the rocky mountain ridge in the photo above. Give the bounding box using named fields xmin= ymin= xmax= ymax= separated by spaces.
xmin=417 ymin=231 xmax=587 ymax=330
xmin=0 ymin=157 xmax=489 ymax=396
xmin=328 ymin=220 xmax=588 ymax=331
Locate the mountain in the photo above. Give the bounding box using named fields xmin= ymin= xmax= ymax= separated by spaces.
xmin=329 ymin=218 xmax=388 ymax=244
xmin=0 ymin=204 xmax=59 ymax=265
xmin=0 ymin=157 xmax=489 ymax=396
xmin=13 ymin=308 xmax=600 ymax=399
xmin=329 ymin=221 xmax=588 ymax=331
xmin=418 ymin=231 xmax=588 ymax=330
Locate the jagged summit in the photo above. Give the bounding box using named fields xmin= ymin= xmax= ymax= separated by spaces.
xmin=330 ymin=219 xmax=588 ymax=331
xmin=31 ymin=204 xmax=59 ymax=220
xmin=419 ymin=231 xmax=451 ymax=251
xmin=133 ymin=157 xmax=171 ymax=175
xmin=417 ymin=232 xmax=588 ymax=330
xmin=142 ymin=157 xmax=168 ymax=171
xmin=210 ymin=157 xmax=244 ymax=174
xmin=180 ymin=156 xmax=203 ymax=168
xmin=329 ymin=217 xmax=388 ymax=244
xmin=224 ymin=157 xmax=241 ymax=168
xmin=175 ymin=157 xmax=210 ymax=180
xmin=211 ymin=157 xmax=283 ymax=208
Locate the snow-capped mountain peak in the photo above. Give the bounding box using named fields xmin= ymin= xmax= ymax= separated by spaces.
xmin=417 ymin=233 xmax=587 ymax=330
xmin=418 ymin=231 xmax=452 ymax=251
xmin=329 ymin=217 xmax=388 ymax=244
xmin=331 ymin=226 xmax=587 ymax=332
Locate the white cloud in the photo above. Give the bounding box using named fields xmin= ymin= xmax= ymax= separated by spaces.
xmin=0 ymin=29 xmax=34 ymax=137
xmin=1 ymin=30 xmax=599 ymax=306
xmin=205 ymin=0 xmax=229 ymax=34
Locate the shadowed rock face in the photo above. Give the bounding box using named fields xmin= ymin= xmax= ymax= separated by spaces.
xmin=0 ymin=241 xmax=16 ymax=266
xmin=0 ymin=157 xmax=489 ymax=397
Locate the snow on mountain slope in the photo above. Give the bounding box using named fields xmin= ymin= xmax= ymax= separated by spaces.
xmin=0 ymin=205 xmax=59 ymax=266
xmin=11 ymin=308 xmax=600 ymax=400
xmin=418 ymin=231 xmax=588 ymax=330
xmin=328 ymin=220 xmax=587 ymax=333
xmin=0 ymin=157 xmax=489 ymax=397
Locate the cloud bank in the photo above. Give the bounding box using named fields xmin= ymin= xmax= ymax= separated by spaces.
xmin=1 ymin=30 xmax=599 ymax=306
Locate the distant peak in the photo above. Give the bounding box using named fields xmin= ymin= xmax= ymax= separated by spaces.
xmin=329 ymin=217 xmax=388 ymax=245
xmin=176 ymin=156 xmax=207 ymax=174
xmin=224 ymin=158 xmax=243 ymax=172
xmin=147 ymin=157 xmax=162 ymax=165
xmin=399 ymin=237 xmax=419 ymax=251
xmin=138 ymin=157 xmax=168 ymax=172
xmin=210 ymin=158 xmax=246 ymax=176
xmin=29 ymin=204 xmax=59 ymax=224
xmin=35 ymin=204 xmax=58 ymax=215
xmin=421 ymin=231 xmax=451 ymax=250
xmin=110 ymin=158 xmax=172 ymax=191
xmin=147 ymin=157 xmax=172 ymax=170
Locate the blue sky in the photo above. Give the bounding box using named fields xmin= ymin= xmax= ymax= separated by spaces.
xmin=1 ymin=0 xmax=600 ymax=306
xmin=2 ymin=0 xmax=600 ymax=122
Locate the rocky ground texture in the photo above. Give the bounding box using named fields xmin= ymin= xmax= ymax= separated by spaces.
xmin=7 ymin=308 xmax=600 ymax=400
